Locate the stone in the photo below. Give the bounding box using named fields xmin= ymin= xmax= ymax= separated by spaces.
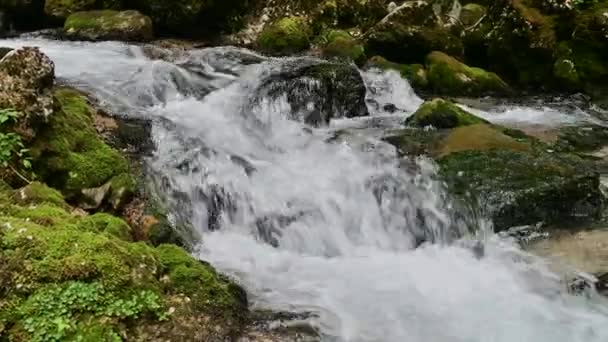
xmin=319 ymin=29 xmax=366 ymax=64
xmin=425 ymin=51 xmax=511 ymax=96
xmin=256 ymin=16 xmax=312 ymax=55
xmin=365 ymin=55 xmax=428 ymax=89
xmin=0 ymin=47 xmax=55 ymax=136
xmin=405 ymin=98 xmax=488 ymax=129
xmin=64 ymin=10 xmax=154 ymax=42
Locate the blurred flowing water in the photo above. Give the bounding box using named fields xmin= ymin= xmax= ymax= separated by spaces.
xmin=3 ymin=37 xmax=608 ymax=341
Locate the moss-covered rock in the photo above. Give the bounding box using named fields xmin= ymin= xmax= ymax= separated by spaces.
xmin=460 ymin=3 xmax=486 ymax=26
xmin=366 ymin=55 xmax=428 ymax=89
xmin=319 ymin=29 xmax=366 ymax=64
xmin=553 ymin=125 xmax=608 ymax=153
xmin=256 ymin=16 xmax=312 ymax=55
xmin=29 ymin=87 xmax=129 ymax=199
xmin=364 ymin=1 xmax=464 ymax=64
xmin=438 ymin=148 xmax=603 ymax=231
xmin=64 ymin=9 xmax=154 ymax=42
xmin=44 ymin=0 xmax=122 ymax=20
xmin=437 ymin=124 xmax=530 ymax=157
xmin=425 ymin=51 xmax=512 ymax=96
xmin=0 ymin=196 xmax=247 ymax=341
xmin=405 ymin=98 xmax=488 ymax=129
xmin=10 ymin=182 xmax=68 ymax=209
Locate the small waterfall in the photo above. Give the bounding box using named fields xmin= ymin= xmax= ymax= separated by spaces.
xmin=3 ymin=37 xmax=608 ymax=342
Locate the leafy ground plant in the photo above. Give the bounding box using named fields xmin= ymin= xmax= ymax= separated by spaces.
xmin=0 ymin=108 xmax=32 ymax=182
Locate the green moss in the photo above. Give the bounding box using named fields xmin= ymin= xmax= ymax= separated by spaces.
xmin=366 ymin=56 xmax=428 ymax=88
xmin=10 ymin=182 xmax=68 ymax=209
xmin=77 ymin=213 xmax=132 ymax=240
xmin=405 ymin=99 xmax=488 ymax=129
xmin=30 ymin=88 xmax=128 ymax=198
xmin=553 ymin=58 xmax=580 ymax=88
xmin=320 ymin=30 xmax=366 ymax=64
xmin=0 ymin=193 xmax=247 ymax=340
xmin=64 ymin=10 xmax=154 ymax=42
xmin=156 ymin=244 xmax=246 ymax=315
xmin=425 ymin=51 xmax=511 ymax=96
xmin=108 ymin=173 xmax=136 ymax=211
xmin=554 ymin=125 xmax=608 ymax=153
xmin=437 ymin=124 xmax=531 ymax=157
xmin=460 ymin=3 xmax=486 ymax=26
xmin=257 ymin=17 xmax=312 ymax=55
xmin=438 ymin=149 xmax=602 ymax=230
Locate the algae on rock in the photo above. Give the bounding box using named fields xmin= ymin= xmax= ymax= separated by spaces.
xmin=257 ymin=16 xmax=312 ymax=55
xmin=64 ymin=9 xmax=154 ymax=41
xmin=405 ymin=98 xmax=488 ymax=129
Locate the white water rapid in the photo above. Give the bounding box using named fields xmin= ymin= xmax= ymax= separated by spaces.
xmin=3 ymin=37 xmax=608 ymax=342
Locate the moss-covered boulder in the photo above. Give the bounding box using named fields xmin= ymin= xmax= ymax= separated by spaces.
xmin=425 ymin=51 xmax=511 ymax=96
xmin=29 ymin=87 xmax=129 ymax=200
xmin=319 ymin=29 xmax=366 ymax=64
xmin=436 ymin=124 xmax=530 ymax=156
xmin=256 ymin=16 xmax=312 ymax=55
xmin=44 ymin=0 xmax=122 ymax=20
xmin=405 ymin=98 xmax=488 ymax=129
xmin=0 ymin=185 xmax=247 ymax=341
xmin=438 ymin=148 xmax=603 ymax=231
xmin=460 ymin=3 xmax=486 ymax=26
xmin=365 ymin=55 xmax=428 ymax=89
xmin=64 ymin=10 xmax=153 ymax=41
xmin=553 ymin=125 xmax=608 ymax=153
xmin=364 ymin=0 xmax=464 ymax=64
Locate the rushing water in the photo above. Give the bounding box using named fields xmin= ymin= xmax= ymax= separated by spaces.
xmin=3 ymin=38 xmax=608 ymax=341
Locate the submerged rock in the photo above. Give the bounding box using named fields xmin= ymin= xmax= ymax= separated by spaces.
xmin=64 ymin=10 xmax=154 ymax=42
xmin=405 ymin=98 xmax=487 ymax=129
xmin=256 ymin=16 xmax=312 ymax=55
xmin=425 ymin=51 xmax=511 ymax=96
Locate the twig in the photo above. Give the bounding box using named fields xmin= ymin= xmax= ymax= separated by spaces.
xmin=9 ymin=165 xmax=31 ymax=184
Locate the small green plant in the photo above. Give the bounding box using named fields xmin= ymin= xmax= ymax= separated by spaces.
xmin=18 ymin=281 xmax=168 ymax=341
xmin=0 ymin=108 xmax=32 ymax=182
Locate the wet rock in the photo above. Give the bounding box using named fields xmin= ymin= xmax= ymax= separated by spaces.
xmin=553 ymin=125 xmax=608 ymax=153
xmin=256 ymin=16 xmax=312 ymax=55
xmin=364 ymin=0 xmax=464 ymax=64
xmin=425 ymin=51 xmax=511 ymax=96
xmin=405 ymin=98 xmax=488 ymax=129
xmin=436 ymin=124 xmax=530 ymax=156
xmin=365 ymin=55 xmax=428 ymax=89
xmin=254 ymin=59 xmax=369 ymax=125
xmin=64 ymin=10 xmax=154 ymax=42
xmin=439 ymin=147 xmax=604 ymax=231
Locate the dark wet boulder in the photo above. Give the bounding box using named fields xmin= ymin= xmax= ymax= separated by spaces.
xmin=425 ymin=51 xmax=511 ymax=96
xmin=256 ymin=16 xmax=312 ymax=56
xmin=405 ymin=99 xmax=487 ymax=129
xmin=553 ymin=125 xmax=608 ymax=153
xmin=64 ymin=10 xmax=154 ymax=41
xmin=364 ymin=0 xmax=464 ymax=64
xmin=253 ymin=59 xmax=369 ymax=125
xmin=365 ymin=55 xmax=428 ymax=89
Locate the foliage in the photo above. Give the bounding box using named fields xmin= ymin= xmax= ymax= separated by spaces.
xmin=0 ymin=109 xmax=32 ymax=170
xmin=17 ymin=281 xmax=167 ymax=341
